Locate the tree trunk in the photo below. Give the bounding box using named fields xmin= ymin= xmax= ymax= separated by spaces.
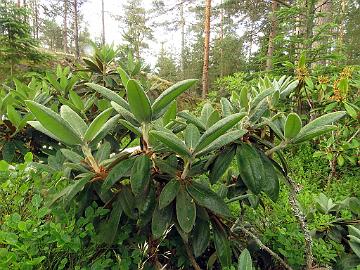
xmin=101 ymin=0 xmax=105 ymax=45
xmin=63 ymin=0 xmax=68 ymax=53
xmin=202 ymin=0 xmax=211 ymax=98
xmin=266 ymin=0 xmax=278 ymax=71
xmin=180 ymin=0 xmax=185 ymax=76
xmin=73 ymin=0 xmax=80 ymax=59
xmin=35 ymin=0 xmax=39 ymax=39
xmin=220 ymin=0 xmax=224 ymax=77
xmin=338 ymin=0 xmax=346 ymax=53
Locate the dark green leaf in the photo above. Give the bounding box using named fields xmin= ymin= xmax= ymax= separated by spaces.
xmin=192 ymin=218 xmax=210 ymax=257
xmin=2 ymin=142 xmax=15 ymax=162
xmin=194 ymin=113 xmax=246 ymax=153
xmin=84 ymin=108 xmax=113 ymax=142
xmin=152 ymin=203 xmax=173 ymax=239
xmin=236 ymin=144 xmax=263 ymax=194
xmin=126 ymin=79 xmax=152 ymax=123
xmin=130 ymin=155 xmax=151 ymax=196
xmin=186 ymin=181 xmax=232 ymax=217
xmin=209 ymin=148 xmax=235 ymax=184
xmin=98 ymin=195 xmax=123 ymax=245
xmin=150 ymin=130 xmax=191 ymax=158
xmin=102 ymin=158 xmax=134 ymax=191
xmin=60 ymin=105 xmax=87 ymax=138
xmin=212 ymin=221 xmax=231 ymax=268
xmin=284 ymin=113 xmax=302 ymax=139
xmin=152 ymin=79 xmax=197 ymax=117
xmin=176 ymin=188 xmax=196 ymax=233
xmin=159 ymin=179 xmax=180 ymax=209
xmin=238 ymin=249 xmax=253 ymax=270
xmin=25 ymin=100 xmax=82 ymax=145
xmin=184 ymin=124 xmax=200 ymax=151
xmin=86 ymin=83 xmax=129 ymax=109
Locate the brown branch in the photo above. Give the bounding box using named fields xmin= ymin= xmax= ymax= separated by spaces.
xmin=231 ymin=220 xmax=294 ymax=270
xmin=285 ymin=176 xmax=313 ymax=269
xmin=183 ymin=241 xmax=201 ymax=270
xmin=273 ymin=0 xmax=291 ymax=8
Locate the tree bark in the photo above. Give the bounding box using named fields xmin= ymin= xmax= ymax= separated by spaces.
xmin=220 ymin=0 xmax=224 ymax=77
xmin=266 ymin=0 xmax=278 ymax=71
xmin=34 ymin=0 xmax=39 ymax=39
xmin=63 ymin=0 xmax=68 ymax=53
xmin=180 ymin=0 xmax=185 ymax=76
xmin=73 ymin=0 xmax=80 ymax=59
xmin=202 ymin=0 xmax=211 ymax=98
xmin=101 ymin=0 xmax=105 ymax=45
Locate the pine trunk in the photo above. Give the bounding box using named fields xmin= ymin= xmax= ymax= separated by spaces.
xmin=74 ymin=0 xmax=80 ymax=59
xmin=180 ymin=0 xmax=185 ymax=76
xmin=202 ymin=0 xmax=211 ymax=98
xmin=101 ymin=0 xmax=105 ymax=45
xmin=266 ymin=0 xmax=278 ymax=71
xmin=63 ymin=0 xmax=68 ymax=53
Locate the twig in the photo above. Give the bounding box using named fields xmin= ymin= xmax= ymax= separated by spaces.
xmin=285 ymin=175 xmax=313 ymax=269
xmin=347 ymin=128 xmax=360 ymax=143
xmin=226 ymin=194 xmax=251 ymax=204
xmin=183 ymin=241 xmax=201 ymax=270
xmin=265 ymin=141 xmax=287 ymax=156
xmin=231 ymin=220 xmax=294 ymax=270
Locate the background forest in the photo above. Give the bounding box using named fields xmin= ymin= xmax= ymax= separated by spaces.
xmin=0 ymin=0 xmax=359 ymax=270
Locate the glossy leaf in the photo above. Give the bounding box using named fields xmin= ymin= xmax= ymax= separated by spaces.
xmin=152 ymin=203 xmax=173 ymax=239
xmin=212 ymin=221 xmax=232 ymax=268
xmin=294 ymin=111 xmax=346 ymax=142
xmin=163 ymin=101 xmax=177 ymax=126
xmin=195 ymin=130 xmax=246 ymax=157
xmin=25 ymin=100 xmax=82 ymax=145
xmin=152 ymin=79 xmax=197 ymax=117
xmin=184 ymin=124 xmax=200 ymax=151
xmin=86 ymin=83 xmax=129 ymax=109
xmin=194 ymin=113 xmax=245 ymax=153
xmin=84 ymin=108 xmax=113 ymax=142
xmin=177 ymin=111 xmax=206 ymax=131
xmin=126 ymin=79 xmax=152 ymax=123
xmin=102 ymin=158 xmax=134 ymax=191
xmin=284 ymin=112 xmax=302 ymax=139
xmin=60 ymin=149 xmax=83 ymax=164
xmin=150 ymin=130 xmax=191 ymax=158
xmin=238 ymin=249 xmax=253 ymax=270
xmin=186 ymin=181 xmax=232 ymax=217
xmin=192 ymin=218 xmax=210 ymax=257
xmin=176 ymin=188 xmax=196 ymax=233
xmin=236 ymin=144 xmax=263 ymax=194
xmin=159 ymin=179 xmax=180 ymax=209
xmin=292 ymin=125 xmax=337 ymax=144
xmin=209 ymin=148 xmax=235 ymax=184
xmin=60 ymin=105 xmax=87 ymax=138
xmin=130 ymin=155 xmax=151 ymax=196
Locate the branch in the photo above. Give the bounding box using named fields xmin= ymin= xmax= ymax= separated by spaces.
xmin=285 ymin=175 xmax=313 ymax=269
xmin=231 ymin=220 xmax=294 ymax=270
xmin=273 ymin=0 xmax=291 ymax=8
xmin=315 ymin=0 xmax=330 ymax=12
xmin=183 ymin=241 xmax=201 ymax=270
